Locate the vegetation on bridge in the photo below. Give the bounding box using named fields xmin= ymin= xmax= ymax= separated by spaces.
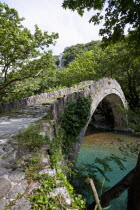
xmin=59 ymin=96 xmax=92 ymax=153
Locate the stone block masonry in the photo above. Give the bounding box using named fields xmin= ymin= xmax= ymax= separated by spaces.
xmin=0 ymin=77 xmax=127 ymax=209
xmin=0 ymin=105 xmax=52 ymax=209
xmin=0 ymin=81 xmax=93 ymax=113
xmin=50 ymin=77 xmax=127 ymax=131
xmin=49 ymin=77 xmax=127 ymax=161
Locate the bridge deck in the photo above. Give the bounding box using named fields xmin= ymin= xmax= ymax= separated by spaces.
xmin=0 ymin=104 xmax=50 ymax=143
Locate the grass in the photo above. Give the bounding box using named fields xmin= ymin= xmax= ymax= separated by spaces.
xmin=17 ymin=123 xmax=49 ymax=152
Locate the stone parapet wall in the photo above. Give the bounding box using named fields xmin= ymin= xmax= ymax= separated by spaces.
xmin=0 ymin=81 xmax=94 ymax=113
xmin=50 ymin=77 xmax=127 ymax=123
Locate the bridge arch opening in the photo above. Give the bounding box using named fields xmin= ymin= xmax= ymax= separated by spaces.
xmin=73 ymin=94 xmax=131 ymax=210
xmin=90 ymin=96 xmax=115 ymax=130
xmin=90 ymin=93 xmax=126 ymax=131
xmin=73 ymin=92 xmax=127 ymax=161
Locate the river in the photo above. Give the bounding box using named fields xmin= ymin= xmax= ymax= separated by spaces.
xmin=75 ymin=126 xmax=140 ymax=210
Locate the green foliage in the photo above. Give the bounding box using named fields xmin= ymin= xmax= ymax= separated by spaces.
xmin=2 ymin=78 xmax=41 ymax=102
xmin=17 ymin=125 xmax=86 ymax=209
xmin=48 ymin=130 xmax=63 ymax=168
xmin=27 ymin=136 xmax=86 ymax=209
xmin=0 ymin=3 xmax=58 ymax=102
xmin=29 ymin=172 xmax=86 ymax=209
xmin=32 ymin=97 xmax=93 ymax=209
xmin=70 ymin=154 xmax=126 ymax=202
xmin=17 ymin=124 xmax=49 ymax=152
xmin=32 ymin=67 xmax=61 ymax=94
xmin=58 ymin=51 xmax=98 ymax=87
xmin=116 ymin=107 xmax=140 ymax=158
xmin=62 ymin=0 xmax=140 ymax=47
xmin=118 ymin=137 xmax=140 ymax=159
xmin=54 ymin=56 xmax=60 ymax=67
xmin=91 ymin=41 xmax=140 ymax=109
xmin=25 ymin=155 xmax=43 ymax=181
xmin=59 ymin=96 xmax=92 ymax=153
xmin=29 ymin=174 xmax=59 ymax=209
xmin=62 ymin=40 xmax=101 ymax=67
xmin=60 ymin=39 xmax=140 ymax=108
xmin=127 ymin=108 xmax=140 ymax=135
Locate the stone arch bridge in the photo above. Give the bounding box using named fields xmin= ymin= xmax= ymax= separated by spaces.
xmin=51 ymin=77 xmax=127 ymax=132
xmin=0 ymin=77 xmax=127 ymax=209
xmin=0 ymin=77 xmax=127 ymax=151
xmin=50 ymin=77 xmax=127 ymax=157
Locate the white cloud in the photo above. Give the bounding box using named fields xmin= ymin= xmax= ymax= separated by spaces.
xmin=1 ymin=0 xmax=102 ymax=55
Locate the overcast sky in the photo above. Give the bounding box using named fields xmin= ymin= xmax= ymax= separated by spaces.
xmin=1 ymin=0 xmax=102 ymax=55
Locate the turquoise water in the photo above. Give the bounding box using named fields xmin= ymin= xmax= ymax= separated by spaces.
xmin=76 ymin=127 xmax=140 ymax=210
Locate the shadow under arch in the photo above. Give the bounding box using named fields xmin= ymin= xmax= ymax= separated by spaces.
xmin=91 ymin=93 xmax=127 ymax=131
xmin=74 ymin=91 xmax=128 ymax=160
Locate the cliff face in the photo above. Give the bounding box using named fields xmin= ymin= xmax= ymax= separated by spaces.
xmin=54 ymin=53 xmax=64 ymax=68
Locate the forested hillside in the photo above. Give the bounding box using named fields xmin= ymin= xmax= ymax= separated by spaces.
xmin=59 ymin=40 xmax=101 ymax=67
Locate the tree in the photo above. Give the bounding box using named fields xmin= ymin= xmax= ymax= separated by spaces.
xmin=62 ymin=0 xmax=140 ymax=108
xmin=62 ymin=40 xmax=100 ymax=67
xmin=62 ymin=0 xmax=140 ymax=46
xmin=62 ymin=2 xmax=140 ymax=208
xmin=57 ymin=50 xmax=98 ymax=87
xmin=62 ymin=44 xmax=86 ymax=67
xmin=60 ymin=40 xmax=140 ymax=108
xmin=92 ymin=41 xmax=140 ymax=109
xmin=127 ymin=153 xmax=140 ymax=210
xmin=0 ymin=3 xmax=58 ymax=102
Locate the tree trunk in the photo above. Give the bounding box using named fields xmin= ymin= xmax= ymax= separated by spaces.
xmin=87 ymin=168 xmax=135 ymax=210
xmin=127 ymin=153 xmax=140 ymax=210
